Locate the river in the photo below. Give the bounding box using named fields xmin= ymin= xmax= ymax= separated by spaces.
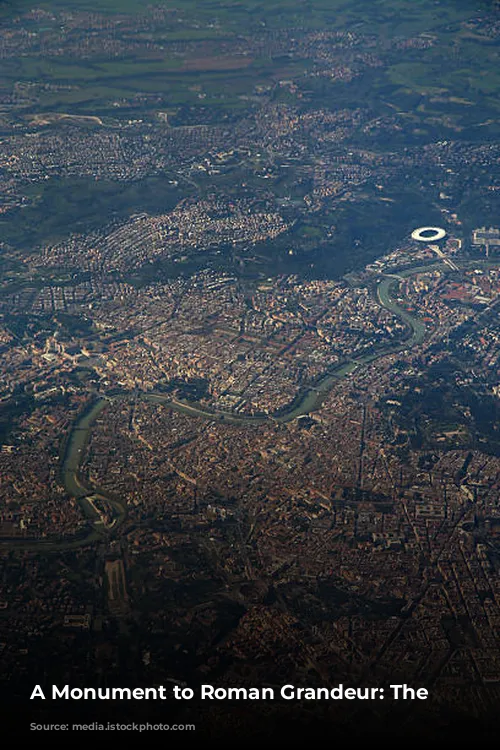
xmin=4 ymin=260 xmax=465 ymax=549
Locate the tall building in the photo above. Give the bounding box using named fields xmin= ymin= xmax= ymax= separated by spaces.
xmin=472 ymin=227 xmax=500 ymax=256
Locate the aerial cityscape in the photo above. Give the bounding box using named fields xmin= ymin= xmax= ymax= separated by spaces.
xmin=1 ymin=0 xmax=500 ymax=739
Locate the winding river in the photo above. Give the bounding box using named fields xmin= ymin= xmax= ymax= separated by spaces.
xmin=1 ymin=261 xmax=456 ymax=550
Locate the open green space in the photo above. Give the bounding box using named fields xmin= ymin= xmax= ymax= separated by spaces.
xmin=0 ymin=175 xmax=184 ymax=249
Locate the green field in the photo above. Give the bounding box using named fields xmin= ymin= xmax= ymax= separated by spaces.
xmin=0 ymin=0 xmax=494 ymax=115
